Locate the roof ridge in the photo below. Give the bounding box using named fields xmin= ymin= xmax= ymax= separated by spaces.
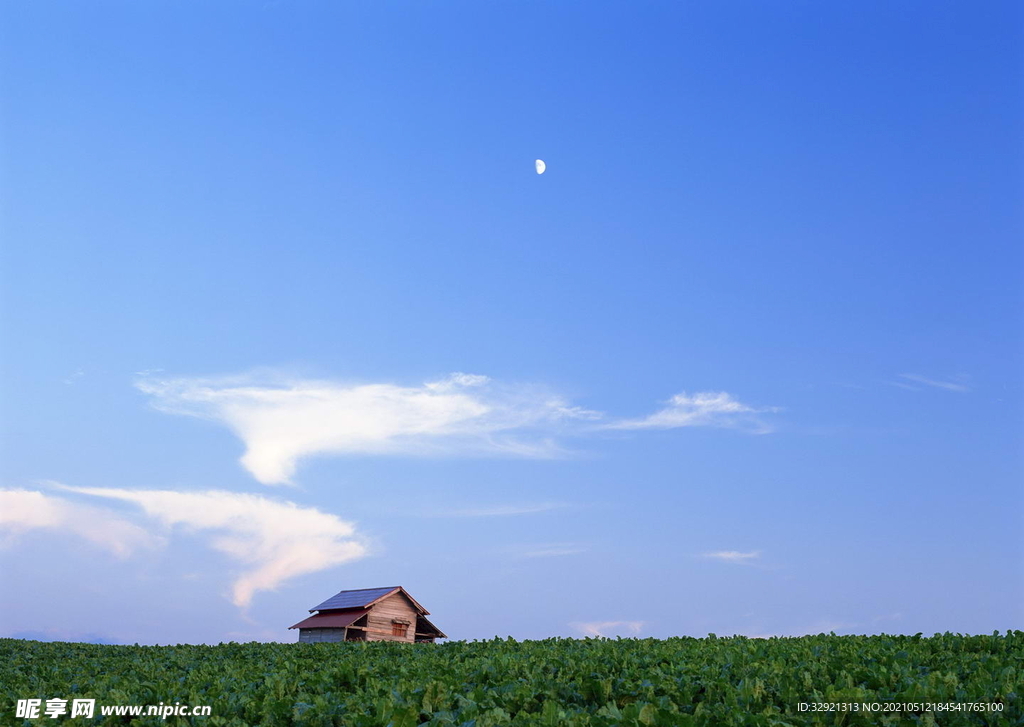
xmin=332 ymin=586 xmax=400 ymax=593
xmin=309 ymin=586 xmax=404 ymax=613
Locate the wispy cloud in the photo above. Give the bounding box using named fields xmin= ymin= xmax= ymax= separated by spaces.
xmin=773 ymin=618 xmax=859 ymax=637
xmin=702 ymin=550 xmax=761 ymax=564
xmin=4 ymin=485 xmax=369 ymax=610
xmin=605 ymin=392 xmax=777 ymax=433
xmin=434 ymin=502 xmax=568 ymax=518
xmin=897 ymin=374 xmax=971 ymax=393
xmin=62 ymin=369 xmax=85 ymax=385
xmin=136 ymin=372 xmax=597 ymax=485
xmin=59 ymin=486 xmax=368 ymax=608
xmin=0 ymin=489 xmax=157 ymax=558
xmin=885 ymin=380 xmax=922 ymax=392
xmin=511 ymin=542 xmax=587 ymax=558
xmin=799 ymin=618 xmax=859 ymax=635
xmin=136 ymin=371 xmax=780 ymax=485
xmin=872 ymin=612 xmax=903 ymax=623
xmin=570 ymin=620 xmax=644 ymax=637
xmin=741 ymin=614 xmax=902 ymax=638
xmin=8 ymin=629 xmax=120 ymax=645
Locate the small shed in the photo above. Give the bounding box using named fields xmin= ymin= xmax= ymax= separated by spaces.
xmin=289 ymin=586 xmax=446 ymax=644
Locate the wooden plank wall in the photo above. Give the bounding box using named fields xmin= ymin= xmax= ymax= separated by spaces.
xmin=365 ymin=592 xmax=418 ymax=642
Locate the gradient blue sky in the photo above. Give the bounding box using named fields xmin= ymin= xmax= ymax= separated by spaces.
xmin=1 ymin=1 xmax=1021 ymax=644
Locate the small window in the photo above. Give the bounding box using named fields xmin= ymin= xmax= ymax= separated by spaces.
xmin=391 ymin=622 xmax=408 ymax=638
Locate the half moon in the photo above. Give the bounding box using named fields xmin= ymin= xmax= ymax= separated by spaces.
xmin=535 ymin=159 xmax=546 ymax=175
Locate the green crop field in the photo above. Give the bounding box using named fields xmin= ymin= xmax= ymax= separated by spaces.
xmin=2 ymin=632 xmax=1021 ymax=726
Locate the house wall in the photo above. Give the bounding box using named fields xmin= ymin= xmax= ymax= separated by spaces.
xmin=414 ymin=616 xmax=440 ymax=643
xmin=365 ymin=592 xmax=418 ymax=643
xmin=298 ymin=628 xmax=346 ymax=643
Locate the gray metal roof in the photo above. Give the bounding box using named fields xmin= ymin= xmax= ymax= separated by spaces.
xmin=310 ymin=586 xmax=400 ymax=612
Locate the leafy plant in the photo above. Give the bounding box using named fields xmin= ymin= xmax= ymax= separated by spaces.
xmin=1 ymin=632 xmax=1019 ymax=726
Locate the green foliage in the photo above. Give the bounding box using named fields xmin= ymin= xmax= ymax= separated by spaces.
xmin=0 ymin=633 xmax=1020 ymax=726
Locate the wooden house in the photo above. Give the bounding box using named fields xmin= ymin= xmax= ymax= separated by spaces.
xmin=289 ymin=586 xmax=446 ymax=644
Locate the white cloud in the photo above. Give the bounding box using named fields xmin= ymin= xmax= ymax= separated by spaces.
xmin=62 ymin=369 xmax=85 ymax=385
xmin=736 ymin=617 xmax=860 ymax=638
xmin=897 ymin=374 xmax=971 ymax=393
xmin=872 ymin=612 xmax=903 ymax=623
xmin=61 ymin=486 xmax=367 ymax=608
xmin=136 ymin=372 xmax=594 ymax=485
xmin=571 ymin=620 xmax=644 ymax=637
xmin=516 ymin=543 xmax=587 ymax=558
xmin=436 ymin=503 xmax=568 ymax=518
xmin=135 ymin=371 xmax=780 ymax=484
xmin=7 ymin=628 xmax=120 ymax=644
xmin=702 ymin=550 xmax=761 ymax=564
xmin=885 ymin=380 xmax=922 ymax=392
xmin=606 ymin=392 xmax=777 ymax=433
xmin=799 ymin=618 xmax=858 ymax=635
xmin=424 ymin=372 xmax=491 ymax=391
xmin=0 ymin=489 xmax=156 ymax=558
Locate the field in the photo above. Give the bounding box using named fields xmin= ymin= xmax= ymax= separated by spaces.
xmin=2 ymin=632 xmax=1021 ymax=726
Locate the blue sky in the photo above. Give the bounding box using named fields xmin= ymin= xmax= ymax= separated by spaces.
xmin=1 ymin=1 xmax=1021 ymax=644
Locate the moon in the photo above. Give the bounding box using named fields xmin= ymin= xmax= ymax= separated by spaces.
xmin=535 ymin=159 xmax=546 ymax=175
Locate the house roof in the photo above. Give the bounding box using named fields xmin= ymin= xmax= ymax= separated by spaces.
xmin=310 ymin=586 xmax=430 ymax=615
xmin=289 ymin=609 xmax=368 ymax=630
xmin=415 ymin=614 xmax=447 ymax=639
